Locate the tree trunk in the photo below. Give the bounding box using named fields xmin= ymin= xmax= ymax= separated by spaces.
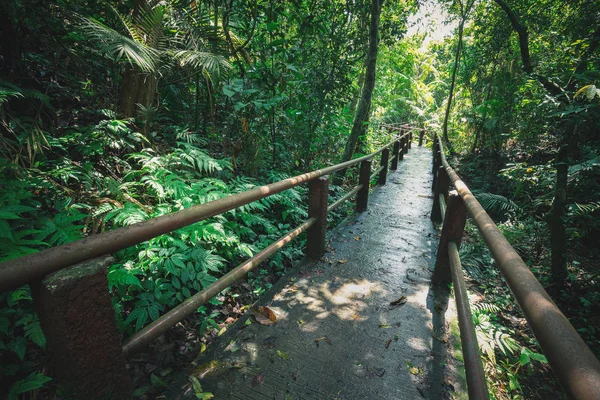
xmin=335 ymin=0 xmax=383 ymax=185
xmin=548 ymin=143 xmax=569 ymax=284
xmin=442 ymin=20 xmax=464 ymax=147
xmin=118 ymin=66 xmax=157 ymax=118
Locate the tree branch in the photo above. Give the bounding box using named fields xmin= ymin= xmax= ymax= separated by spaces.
xmin=493 ymin=0 xmax=565 ymax=98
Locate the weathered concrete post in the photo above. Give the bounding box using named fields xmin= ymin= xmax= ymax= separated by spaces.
xmin=419 ymin=129 xmax=425 ymax=146
xmin=431 ymin=166 xmax=450 ymax=223
xmin=356 ymin=160 xmax=372 ymax=212
xmin=433 ymin=192 xmax=467 ymax=284
xmin=307 ymin=176 xmax=329 ymax=261
xmin=378 ymin=148 xmax=390 ymax=185
xmin=403 ymin=134 xmax=409 ymax=154
xmin=431 ymin=140 xmax=441 ymax=191
xmin=399 ymin=137 xmax=406 ymax=161
xmin=408 ymin=131 xmax=413 ymax=149
xmin=31 ymin=255 xmax=132 ymax=400
xmin=391 ymin=141 xmax=400 ymax=170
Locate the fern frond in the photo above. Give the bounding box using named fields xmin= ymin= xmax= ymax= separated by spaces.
xmin=473 ymin=190 xmax=521 ymax=216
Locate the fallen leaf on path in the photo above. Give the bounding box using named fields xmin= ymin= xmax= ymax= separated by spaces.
xmin=314 ymin=337 xmax=332 ymax=346
xmin=253 ymin=306 xmax=277 ymax=325
xmin=389 ymin=296 xmax=407 ymax=309
xmin=351 ymin=314 xmax=361 ymax=321
xmin=276 ymin=350 xmax=290 ymax=360
xmin=199 ymin=343 xmax=207 ymax=354
xmin=379 ymin=324 xmax=392 ymax=329
xmin=432 ymin=333 xmax=448 ymax=343
xmin=252 ymin=372 xmax=265 ymax=387
xmin=192 ymin=360 xmax=226 ymax=379
xmin=354 ymin=236 xmax=361 ymax=241
xmin=189 ymin=376 xmax=214 ymax=400
xmin=337 ymin=259 xmax=349 ymax=264
xmin=385 ymin=339 xmax=392 ymax=349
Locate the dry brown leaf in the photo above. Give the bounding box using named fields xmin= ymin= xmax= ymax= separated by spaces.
xmin=252 ymin=372 xmax=265 ymax=387
xmin=354 ymin=236 xmax=361 ymax=241
xmin=351 ymin=314 xmax=361 ymax=321
xmin=337 ymin=259 xmax=349 ymax=264
xmin=389 ymin=296 xmax=407 ymax=309
xmin=385 ymin=339 xmax=392 ymax=349
xmin=314 ymin=337 xmax=332 ymax=345
xmin=254 ymin=306 xmax=277 ymax=325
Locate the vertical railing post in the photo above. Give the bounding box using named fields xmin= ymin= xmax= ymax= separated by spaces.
xmin=431 ymin=166 xmax=450 ymax=223
xmin=356 ymin=160 xmax=372 ymax=212
xmin=408 ymin=130 xmax=413 ymax=149
xmin=31 ymin=255 xmax=133 ymax=400
xmin=378 ymin=148 xmax=390 ymax=185
xmin=403 ymin=134 xmax=409 ymax=155
xmin=433 ymin=191 xmax=467 ymax=284
xmin=399 ymin=136 xmax=406 ymax=161
xmin=307 ymin=176 xmax=329 ymax=261
xmin=391 ymin=140 xmax=400 ymax=170
xmin=432 ymin=138 xmax=441 ymax=191
xmin=419 ymin=129 xmax=425 ymax=146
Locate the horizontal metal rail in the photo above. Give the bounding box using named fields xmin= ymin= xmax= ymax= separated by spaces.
xmin=0 ymin=134 xmax=408 ymax=294
xmin=370 ymin=165 xmax=385 ymax=181
xmin=435 ymin=134 xmax=600 ymax=399
xmin=122 ymin=217 xmax=316 ymax=355
xmin=380 ymin=123 xmax=423 ymax=131
xmin=327 ymin=185 xmax=363 ymax=213
xmin=448 ymin=241 xmax=489 ymax=399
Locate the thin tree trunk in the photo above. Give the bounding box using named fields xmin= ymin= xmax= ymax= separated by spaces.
xmin=548 ymin=142 xmax=569 ymax=284
xmin=335 ymin=0 xmax=383 ymax=185
xmin=442 ymin=20 xmax=464 ymax=146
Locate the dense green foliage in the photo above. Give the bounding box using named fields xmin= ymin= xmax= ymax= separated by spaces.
xmin=0 ymin=0 xmax=599 ymax=398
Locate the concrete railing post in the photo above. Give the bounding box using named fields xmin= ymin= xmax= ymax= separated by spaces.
xmin=419 ymin=129 xmax=425 ymax=146
xmin=391 ymin=140 xmax=400 ymax=170
xmin=356 ymin=160 xmax=372 ymax=212
xmin=433 ymin=192 xmax=467 ymax=284
xmin=307 ymin=176 xmax=329 ymax=261
xmin=431 ymin=166 xmax=450 ymax=223
xmin=409 ymin=131 xmax=413 ymax=149
xmin=31 ymin=255 xmax=132 ymax=400
xmin=378 ymin=148 xmax=390 ymax=185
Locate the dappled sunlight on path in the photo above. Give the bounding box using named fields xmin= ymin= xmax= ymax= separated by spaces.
xmin=174 ymin=146 xmax=456 ymax=399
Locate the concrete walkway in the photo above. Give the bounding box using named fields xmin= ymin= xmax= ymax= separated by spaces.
xmin=183 ymin=146 xmax=455 ymax=399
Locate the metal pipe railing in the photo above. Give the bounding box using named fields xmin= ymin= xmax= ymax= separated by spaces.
xmin=434 ymin=134 xmax=600 ymax=399
xmin=448 ymin=241 xmax=489 ymax=400
xmin=328 ymin=184 xmax=363 ymax=213
xmin=123 ymin=218 xmax=316 ymax=355
xmin=0 ymin=133 xmax=409 ymax=294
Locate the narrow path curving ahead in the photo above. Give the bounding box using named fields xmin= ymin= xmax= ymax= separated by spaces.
xmin=181 ymin=146 xmax=456 ymax=399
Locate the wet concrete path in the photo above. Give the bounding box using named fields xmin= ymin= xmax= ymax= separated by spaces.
xmin=183 ymin=146 xmax=454 ymax=399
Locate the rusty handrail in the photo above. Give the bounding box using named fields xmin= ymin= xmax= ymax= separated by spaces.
xmin=448 ymin=241 xmax=489 ymax=400
xmin=0 ymin=132 xmax=410 ymax=294
xmin=123 ymin=218 xmax=317 ymax=355
xmin=435 ymin=134 xmax=600 ymax=399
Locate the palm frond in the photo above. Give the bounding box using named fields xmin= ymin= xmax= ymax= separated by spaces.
xmin=80 ymin=16 xmax=158 ymax=72
xmin=173 ymin=50 xmax=230 ymax=77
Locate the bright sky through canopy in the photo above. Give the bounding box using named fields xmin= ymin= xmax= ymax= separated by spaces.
xmin=406 ymin=2 xmax=456 ymax=47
